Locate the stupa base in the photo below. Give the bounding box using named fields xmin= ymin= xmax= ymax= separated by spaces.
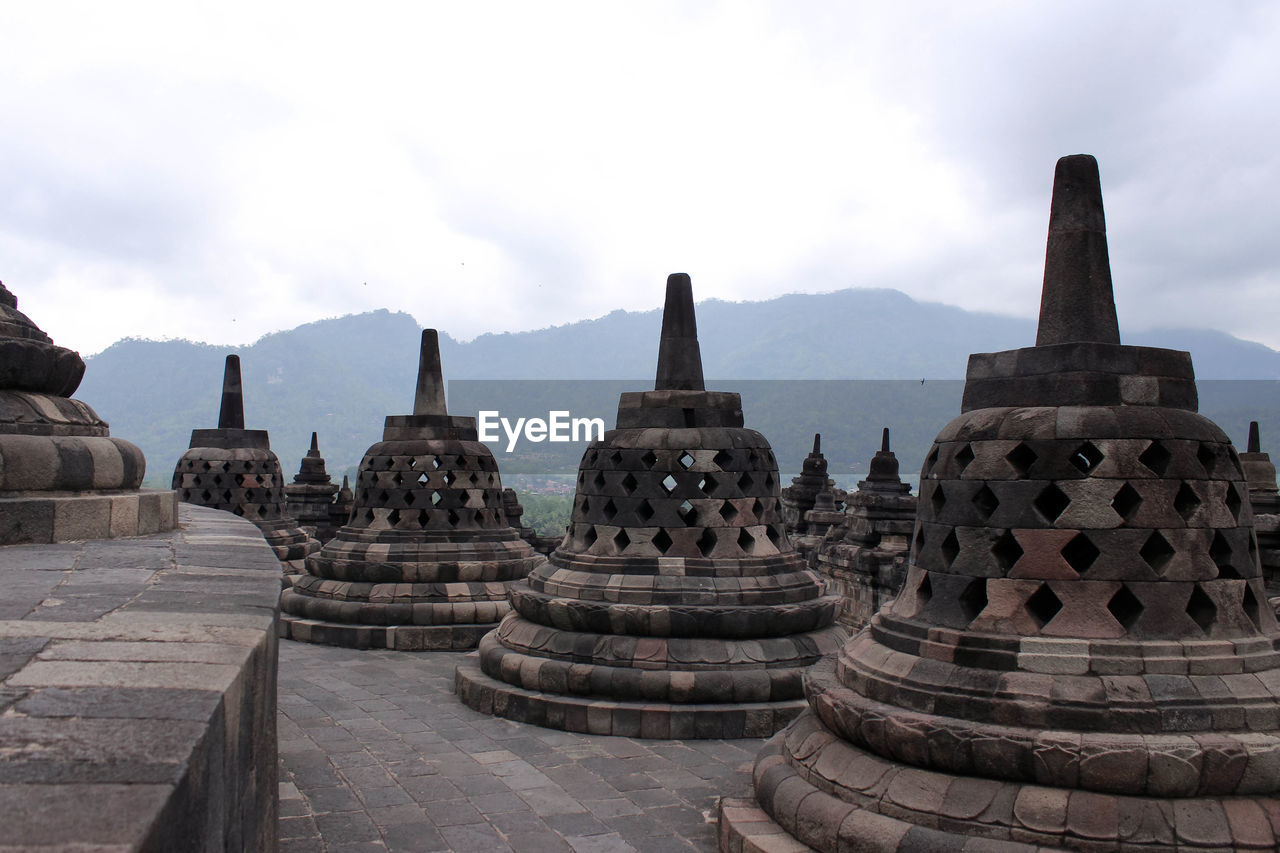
xmin=280 ymin=615 xmax=500 ymax=651
xmin=723 ymin=711 xmax=1280 ymax=852
xmin=454 ymin=661 xmax=807 ymax=739
xmin=0 ymin=489 xmax=177 ymax=545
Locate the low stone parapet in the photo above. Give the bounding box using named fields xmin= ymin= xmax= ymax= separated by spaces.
xmin=0 ymin=503 xmax=280 ymax=851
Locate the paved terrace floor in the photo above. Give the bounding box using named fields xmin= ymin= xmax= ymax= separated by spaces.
xmin=278 ymin=640 xmax=762 ymax=853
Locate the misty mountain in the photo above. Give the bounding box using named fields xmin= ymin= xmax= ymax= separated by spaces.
xmin=77 ymin=288 xmax=1280 ymax=488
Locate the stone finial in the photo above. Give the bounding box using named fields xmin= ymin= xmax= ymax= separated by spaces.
xmin=413 ymin=329 xmax=448 ymax=416
xmin=308 ymin=431 xmax=320 ymax=456
xmin=881 ymin=427 xmax=890 ymax=453
xmin=217 ymin=355 xmax=245 ymax=430
xmin=1250 ymin=421 xmax=1261 ymax=454
xmin=654 ymin=273 xmax=705 ymax=392
xmin=1035 ymin=154 xmax=1121 ymax=347
xmin=813 ymin=433 xmax=821 ymax=454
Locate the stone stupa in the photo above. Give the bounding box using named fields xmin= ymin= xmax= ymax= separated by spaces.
xmin=328 ymin=474 xmax=355 ymax=535
xmin=172 ymin=355 xmax=319 ymax=576
xmin=811 ymin=427 xmax=916 ymax=631
xmin=1 ymin=281 xmax=176 ymax=543
xmin=279 ymin=330 xmax=544 ymax=650
xmin=284 ymin=432 xmax=340 ymax=543
xmin=720 ymin=155 xmax=1280 ymax=851
xmin=780 ymin=433 xmax=846 ymax=558
xmin=456 ymin=274 xmax=843 ymax=738
xmin=1241 ymin=421 xmax=1280 ymax=598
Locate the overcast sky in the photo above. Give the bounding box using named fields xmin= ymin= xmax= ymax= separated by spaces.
xmin=4 ymin=2 xmax=1278 ymax=356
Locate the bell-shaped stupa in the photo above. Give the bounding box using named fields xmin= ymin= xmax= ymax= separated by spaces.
xmin=279 ymin=330 xmax=544 ymax=650
xmin=1242 ymin=421 xmax=1280 ymax=598
xmin=721 ymin=155 xmax=1280 ymax=851
xmin=456 ymin=274 xmax=843 ymax=738
xmin=1 ymin=281 xmax=176 ymax=542
xmin=812 ymin=428 xmax=915 ymax=631
xmin=285 ymin=431 xmax=341 ymax=543
xmin=328 ymin=474 xmax=355 ymax=534
xmin=172 ymin=355 xmax=319 ymax=575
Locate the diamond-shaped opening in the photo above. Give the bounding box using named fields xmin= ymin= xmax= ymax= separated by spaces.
xmin=388 ymin=508 xmax=401 ymax=526
xmin=408 ymin=457 xmax=418 ymax=469
xmin=432 ymin=490 xmax=444 ymax=507
xmin=739 ymin=472 xmax=755 ymax=491
xmin=613 ymin=528 xmax=631 ymax=553
xmin=766 ymin=525 xmax=782 ymax=548
xmin=212 ymin=474 xmax=224 ymax=486
xmin=593 ymin=471 xmax=606 ymax=490
xmin=417 ymin=509 xmax=430 ymax=526
xmin=1225 ymin=483 xmax=1243 ymax=521
xmin=914 ymin=526 xmax=925 ymax=554
xmin=1140 ymin=531 xmax=1176 ymax=573
xmin=1061 ymin=533 xmax=1100 ymax=573
xmin=697 ymin=528 xmax=717 ymax=558
xmin=1070 ymin=441 xmax=1104 ymax=474
xmin=991 ymin=530 xmax=1023 ymax=571
xmin=697 ymin=473 xmax=714 ymax=494
xmin=469 ymin=472 xmax=479 ymax=485
xmin=447 ymin=509 xmax=460 ymax=525
xmin=1243 ymin=584 xmax=1262 ymax=631
xmin=219 ymin=461 xmax=230 ymax=472
xmin=940 ymin=529 xmax=960 ymax=567
xmin=930 ymin=483 xmax=947 ymax=516
xmin=1026 ymin=583 xmax=1063 ymax=629
xmin=1210 ymin=532 xmax=1241 ymax=579
xmin=764 ymin=473 xmax=776 ymax=491
xmin=641 ymin=450 xmax=657 ymax=468
xmin=417 ymin=471 xmax=430 ymax=487
xmin=718 ymin=501 xmax=738 ymax=523
xmin=652 ymin=528 xmax=673 ymax=553
xmin=1186 ymin=584 xmax=1216 ymax=633
xmin=925 ymin=446 xmax=940 ymax=473
xmin=602 ymin=499 xmax=617 ymax=521
xmin=958 ymin=578 xmax=988 ymax=622
xmin=714 ymin=450 xmax=734 ymax=469
xmin=474 ymin=509 xmax=485 ymax=524
xmin=971 ymin=484 xmax=999 ymax=520
xmin=585 ymin=450 xmax=598 ymax=467
xmin=1006 ymin=443 xmax=1038 ymax=477
xmin=403 ymin=490 xmax=416 ymax=505
xmin=378 ymin=490 xmax=390 ymax=503
xmin=1034 ymin=483 xmax=1071 ymax=523
xmin=1173 ymin=482 xmax=1202 ymax=520
xmin=636 ymin=499 xmax=654 ymax=523
xmin=445 ymin=471 xmax=458 ymax=487
xmin=1197 ymin=443 xmax=1217 ymax=476
xmin=253 ymin=504 xmax=266 ymax=518
xmin=752 ymin=498 xmax=765 ymax=519
xmin=200 ymin=489 xmax=213 ymax=503
xmin=1111 ymin=483 xmax=1143 ymax=522
xmin=677 ymin=500 xmax=695 ymax=524
xmin=621 ymin=473 xmax=638 ymax=495
xmin=432 ymin=456 xmax=443 ymax=469
xmin=658 ymin=474 xmax=677 ymax=495
xmin=232 ymin=506 xmax=245 ymax=516
xmin=610 ymin=450 xmax=623 ymax=466
xmin=1138 ymin=440 xmax=1172 ymax=476
xmin=583 ymin=525 xmax=598 ymax=548
xmin=1107 ymin=584 xmax=1144 ymax=631
xmin=955 ymin=443 xmax=975 ymax=472
xmin=392 ymin=472 xmax=403 ymax=486
xmin=917 ymin=572 xmax=933 ymax=605
xmin=678 ymin=452 xmax=694 ymax=470
xmin=363 ymin=508 xmax=375 ymax=522
xmin=738 ymin=527 xmax=757 ymax=555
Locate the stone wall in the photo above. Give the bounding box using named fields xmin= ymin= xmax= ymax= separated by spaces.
xmin=0 ymin=504 xmax=280 ymax=851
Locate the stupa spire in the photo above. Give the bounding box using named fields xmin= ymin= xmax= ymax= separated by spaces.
xmin=812 ymin=433 xmax=821 ymax=454
xmin=654 ymin=273 xmax=705 ymax=391
xmin=880 ymin=427 xmax=890 ymax=453
xmin=217 ymin=355 xmax=245 ymax=430
xmin=308 ymin=431 xmax=319 ymax=455
xmin=413 ymin=329 xmax=447 ymax=416
xmin=1250 ymin=420 xmax=1262 ymax=453
xmin=1035 ymin=154 xmax=1121 ymax=346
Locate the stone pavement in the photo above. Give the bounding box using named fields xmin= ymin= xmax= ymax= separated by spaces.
xmin=278 ymin=640 xmax=761 ymax=852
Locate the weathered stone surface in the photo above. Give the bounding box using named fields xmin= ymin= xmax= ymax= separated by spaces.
xmin=459 ymin=275 xmax=841 ymax=736
xmin=0 ymin=504 xmax=280 ymax=851
xmin=724 ymin=155 xmax=1280 ymax=851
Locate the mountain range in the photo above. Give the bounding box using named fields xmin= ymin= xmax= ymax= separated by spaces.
xmin=76 ymin=288 xmax=1280 ymax=488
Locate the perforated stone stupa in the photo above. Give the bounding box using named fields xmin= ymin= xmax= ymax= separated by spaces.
xmin=0 ymin=281 xmax=176 ymax=543
xmin=279 ymin=330 xmax=543 ymax=650
xmin=720 ymin=155 xmax=1280 ymax=851
xmin=812 ymin=428 xmax=915 ymax=631
xmin=285 ymin=432 xmax=340 ymax=543
xmin=1242 ymin=421 xmax=1280 ymax=598
xmin=172 ymin=355 xmax=318 ymax=576
xmin=456 ymin=274 xmax=843 ymax=738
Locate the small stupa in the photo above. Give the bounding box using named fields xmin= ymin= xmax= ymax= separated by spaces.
xmin=172 ymin=355 xmax=319 ymax=576
xmin=285 ymin=432 xmax=340 ymax=543
xmin=279 ymin=330 xmax=544 ymax=650
xmin=0 ymin=281 xmax=176 ymax=542
xmin=456 ymin=274 xmax=843 ymax=738
xmin=779 ymin=434 xmax=846 ymax=557
xmin=811 ymin=427 xmax=916 ymax=631
xmin=328 ymin=474 xmax=355 ymax=534
xmin=721 ymin=155 xmax=1280 ymax=851
xmin=1242 ymin=421 xmax=1280 ymax=598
